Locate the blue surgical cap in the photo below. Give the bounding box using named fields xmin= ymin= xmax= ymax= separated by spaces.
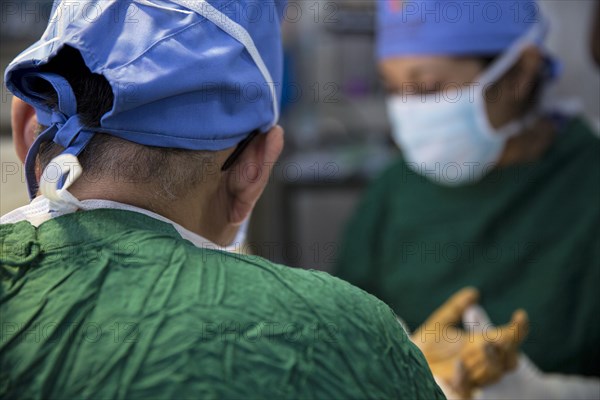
xmin=377 ymin=0 xmax=545 ymax=59
xmin=5 ymin=0 xmax=285 ymax=198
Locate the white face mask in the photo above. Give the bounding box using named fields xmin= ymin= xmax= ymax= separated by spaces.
xmin=224 ymin=216 xmax=250 ymax=253
xmin=387 ymin=23 xmax=545 ymax=187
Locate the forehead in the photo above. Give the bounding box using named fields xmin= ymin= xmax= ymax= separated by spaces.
xmin=379 ymin=56 xmax=484 ymax=86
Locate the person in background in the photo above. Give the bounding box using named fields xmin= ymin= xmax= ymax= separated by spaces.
xmin=337 ymin=0 xmax=600 ymax=398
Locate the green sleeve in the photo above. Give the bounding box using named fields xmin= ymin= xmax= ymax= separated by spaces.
xmin=325 ymin=277 xmax=446 ymax=399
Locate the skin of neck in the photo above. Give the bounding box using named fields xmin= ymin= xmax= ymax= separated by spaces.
xmin=68 ymin=152 xmax=240 ymax=247
xmin=496 ymin=117 xmax=556 ymax=167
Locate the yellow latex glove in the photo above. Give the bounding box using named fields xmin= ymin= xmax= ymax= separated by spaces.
xmin=411 ymin=287 xmax=529 ymax=399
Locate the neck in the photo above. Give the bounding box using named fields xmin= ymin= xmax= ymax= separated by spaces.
xmin=496 ymin=116 xmax=557 ymax=167
xmin=69 ymin=181 xmax=238 ymax=247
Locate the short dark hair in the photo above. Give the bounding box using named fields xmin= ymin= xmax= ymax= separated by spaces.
xmin=36 ymin=46 xmax=214 ymax=200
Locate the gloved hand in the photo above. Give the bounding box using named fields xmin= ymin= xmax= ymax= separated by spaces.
xmin=461 ymin=304 xmax=528 ymax=386
xmin=464 ymin=306 xmax=600 ymax=400
xmin=411 ymin=287 xmax=529 ymax=399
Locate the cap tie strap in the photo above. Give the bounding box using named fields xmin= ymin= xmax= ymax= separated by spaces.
xmin=21 ymin=72 xmax=95 ymax=203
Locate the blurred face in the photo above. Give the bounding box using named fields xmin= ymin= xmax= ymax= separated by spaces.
xmin=379 ymin=49 xmax=546 ymax=185
xmin=380 ymin=55 xmax=512 ymax=128
xmin=379 ymin=56 xmax=485 ymax=96
xmin=379 ymin=50 xmax=542 ymax=129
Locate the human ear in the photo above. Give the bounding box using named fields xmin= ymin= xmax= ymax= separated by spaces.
xmin=486 ymin=46 xmax=543 ymax=127
xmin=11 ymin=97 xmax=38 ymax=163
xmin=225 ymin=125 xmax=284 ymax=225
xmin=507 ymin=46 xmax=543 ymax=106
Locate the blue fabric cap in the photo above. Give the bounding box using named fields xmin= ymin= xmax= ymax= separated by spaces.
xmin=377 ymin=0 xmax=544 ymax=59
xmin=5 ymin=0 xmax=285 ymax=152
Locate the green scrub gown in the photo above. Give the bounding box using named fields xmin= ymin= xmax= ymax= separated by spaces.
xmin=0 ymin=209 xmax=444 ymax=399
xmin=337 ymin=117 xmax=600 ymax=377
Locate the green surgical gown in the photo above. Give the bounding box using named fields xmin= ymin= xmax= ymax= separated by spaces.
xmin=337 ymin=117 xmax=600 ymax=377
xmin=0 ymin=209 xmax=444 ymax=399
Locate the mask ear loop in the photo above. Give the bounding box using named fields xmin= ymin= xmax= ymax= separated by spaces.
xmin=479 ymin=19 xmax=549 ymax=86
xmin=475 ymin=19 xmax=549 ymax=140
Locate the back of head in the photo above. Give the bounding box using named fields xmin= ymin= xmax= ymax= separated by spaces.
xmin=5 ymin=0 xmax=286 ymax=200
xmin=35 ymin=45 xmax=213 ymax=202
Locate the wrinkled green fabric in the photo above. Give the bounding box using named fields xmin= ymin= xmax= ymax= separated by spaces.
xmin=337 ymin=118 xmax=600 ymax=377
xmin=0 ymin=209 xmax=444 ymax=399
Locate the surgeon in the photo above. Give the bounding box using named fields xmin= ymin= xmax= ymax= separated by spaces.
xmin=337 ymin=0 xmax=600 ymax=398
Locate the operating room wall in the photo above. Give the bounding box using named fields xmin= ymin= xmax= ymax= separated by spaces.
xmin=540 ymin=0 xmax=600 ymax=131
xmin=1 ymin=0 xmax=52 ymax=215
xmin=1 ymin=1 xmax=599 ymax=262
